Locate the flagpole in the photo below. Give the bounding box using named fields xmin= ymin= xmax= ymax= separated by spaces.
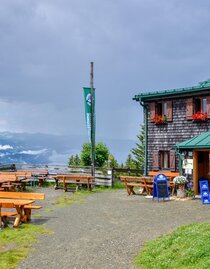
xmin=90 ymin=62 xmax=95 ymax=177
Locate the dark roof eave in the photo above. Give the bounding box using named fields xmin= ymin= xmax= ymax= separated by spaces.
xmin=176 ymin=145 xmax=210 ymax=149
xmin=133 ymin=86 xmax=210 ymax=102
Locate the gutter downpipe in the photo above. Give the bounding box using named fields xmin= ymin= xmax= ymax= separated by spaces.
xmin=140 ymin=101 xmax=148 ymax=176
xmin=175 ymin=146 xmax=183 ymax=175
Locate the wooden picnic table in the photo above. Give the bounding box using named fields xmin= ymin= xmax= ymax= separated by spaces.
xmin=121 ymin=176 xmax=154 ymax=195
xmin=0 ymin=198 xmax=35 ymax=227
xmin=53 ymin=174 xmax=95 ymax=192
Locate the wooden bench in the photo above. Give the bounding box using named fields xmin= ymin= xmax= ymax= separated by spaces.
xmin=0 ymin=192 xmax=45 ymax=221
xmin=120 ymin=176 xmax=153 ymax=195
xmin=54 ymin=174 xmax=95 ymax=192
xmin=31 ymin=171 xmax=48 ymax=187
xmin=148 ymin=172 xmax=179 ymax=196
xmin=0 ymin=202 xmax=17 ymax=228
xmin=0 ymin=175 xmax=18 ymax=191
xmin=0 ymin=172 xmax=33 ymax=191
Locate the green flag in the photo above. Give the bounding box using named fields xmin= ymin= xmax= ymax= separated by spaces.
xmin=83 ymin=87 xmax=95 ymax=142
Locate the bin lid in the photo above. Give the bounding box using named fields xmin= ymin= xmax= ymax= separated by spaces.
xmin=154 ymin=174 xmax=168 ymax=182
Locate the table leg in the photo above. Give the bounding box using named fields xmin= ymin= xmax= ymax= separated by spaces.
xmin=14 ymin=205 xmax=27 ymax=227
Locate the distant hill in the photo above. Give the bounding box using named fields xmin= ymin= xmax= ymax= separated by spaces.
xmin=0 ymin=132 xmax=136 ymax=165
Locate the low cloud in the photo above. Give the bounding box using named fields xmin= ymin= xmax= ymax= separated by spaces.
xmin=0 ymin=144 xmax=13 ymax=150
xmin=19 ymin=149 xmax=47 ymax=155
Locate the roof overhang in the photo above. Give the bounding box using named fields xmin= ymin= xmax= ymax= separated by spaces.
xmin=133 ymin=79 xmax=210 ymax=102
xmin=176 ymin=131 xmax=210 ymax=150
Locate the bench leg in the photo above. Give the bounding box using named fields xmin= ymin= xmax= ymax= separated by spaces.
xmin=1 ymin=216 xmax=8 ymax=228
xmin=64 ymin=183 xmax=67 ymax=192
xmin=24 ymin=208 xmax=32 ymax=221
xmin=126 ymin=186 xmax=136 ymax=195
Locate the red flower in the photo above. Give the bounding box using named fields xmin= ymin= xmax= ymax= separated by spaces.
xmin=192 ymin=111 xmax=207 ymax=121
xmin=151 ymin=114 xmax=167 ymax=124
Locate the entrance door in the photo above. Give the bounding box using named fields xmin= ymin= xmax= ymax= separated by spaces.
xmin=193 ymin=150 xmax=210 ymax=194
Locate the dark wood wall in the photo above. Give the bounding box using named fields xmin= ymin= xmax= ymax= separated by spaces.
xmin=146 ymin=96 xmax=210 ymax=172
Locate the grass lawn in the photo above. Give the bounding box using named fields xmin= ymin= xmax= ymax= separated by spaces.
xmin=134 ymin=222 xmax=210 ymax=269
xmin=0 ymin=224 xmax=52 ymax=269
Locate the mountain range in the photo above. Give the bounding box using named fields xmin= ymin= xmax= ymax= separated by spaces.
xmin=0 ymin=132 xmax=136 ymax=165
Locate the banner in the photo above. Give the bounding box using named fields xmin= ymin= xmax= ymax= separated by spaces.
xmin=83 ymin=87 xmax=95 ymax=142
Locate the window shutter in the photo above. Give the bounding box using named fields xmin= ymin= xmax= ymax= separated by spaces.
xmin=149 ymin=102 xmax=155 ymax=121
xmin=152 ymin=151 xmax=159 ymax=171
xmin=207 ymin=96 xmax=210 ymax=119
xmin=166 ymin=101 xmax=172 ymax=121
xmin=170 ymin=150 xmax=176 ymax=171
xmin=186 ymin=98 xmax=193 ymax=120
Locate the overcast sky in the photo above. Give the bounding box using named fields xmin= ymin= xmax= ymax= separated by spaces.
xmin=0 ymin=0 xmax=210 ymax=142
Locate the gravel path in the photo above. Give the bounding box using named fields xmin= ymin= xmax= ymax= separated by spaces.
xmin=17 ymin=188 xmax=210 ymax=269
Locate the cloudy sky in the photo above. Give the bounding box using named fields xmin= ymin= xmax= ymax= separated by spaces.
xmin=0 ymin=0 xmax=210 ymax=143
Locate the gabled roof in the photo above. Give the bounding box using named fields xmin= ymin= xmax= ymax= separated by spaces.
xmin=133 ymin=78 xmax=210 ymax=102
xmin=176 ymin=131 xmax=210 ymax=149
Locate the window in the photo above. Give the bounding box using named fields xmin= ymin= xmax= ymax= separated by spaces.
xmin=194 ymin=97 xmax=207 ymax=113
xmin=160 ymin=151 xmax=170 ymax=170
xmin=150 ymin=101 xmax=172 ymax=122
xmin=152 ymin=150 xmax=176 ymax=171
xmin=156 ymin=101 xmax=167 ymax=115
xmin=186 ymin=96 xmax=210 ymax=120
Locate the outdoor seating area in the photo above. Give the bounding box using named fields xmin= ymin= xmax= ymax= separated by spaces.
xmin=0 ymin=170 xmax=49 ymax=191
xmin=0 ymin=191 xmax=45 ymax=228
xmin=120 ymin=173 xmax=177 ymax=197
xmin=0 ymin=169 xmax=96 ymax=229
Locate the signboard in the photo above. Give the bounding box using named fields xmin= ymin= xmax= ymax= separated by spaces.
xmin=153 ymin=174 xmax=170 ymax=202
xmin=183 ymin=159 xmax=193 ymax=169
xmin=157 ymin=181 xmax=168 ymax=197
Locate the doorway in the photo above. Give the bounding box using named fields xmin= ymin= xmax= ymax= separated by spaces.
xmin=193 ymin=150 xmax=210 ymax=194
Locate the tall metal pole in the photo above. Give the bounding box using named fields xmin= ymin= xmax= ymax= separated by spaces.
xmin=90 ymin=62 xmax=95 ymax=177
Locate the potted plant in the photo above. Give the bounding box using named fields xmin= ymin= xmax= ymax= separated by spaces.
xmin=151 ymin=114 xmax=167 ymax=125
xmin=192 ymin=111 xmax=207 ymax=122
xmin=173 ymin=176 xmax=188 ymax=198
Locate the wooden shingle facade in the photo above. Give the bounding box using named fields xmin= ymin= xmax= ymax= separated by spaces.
xmin=134 ymin=79 xmax=210 ymax=193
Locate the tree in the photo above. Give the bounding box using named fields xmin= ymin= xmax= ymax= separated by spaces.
xmin=80 ymin=142 xmax=110 ymax=168
xmin=131 ymin=124 xmax=145 ymax=169
xmin=108 ymin=155 xmax=118 ymax=168
xmin=125 ymin=153 xmax=136 ymax=168
xmin=81 ymin=143 xmax=91 ymax=166
xmin=95 ymin=142 xmax=109 ymax=167
xmin=74 ymin=154 xmax=81 ymax=166
xmin=68 ymin=155 xmax=75 ymax=166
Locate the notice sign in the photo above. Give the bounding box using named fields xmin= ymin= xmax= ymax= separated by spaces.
xmin=157 ymin=181 xmax=168 ymax=198
xmin=183 ymin=159 xmax=193 ymax=169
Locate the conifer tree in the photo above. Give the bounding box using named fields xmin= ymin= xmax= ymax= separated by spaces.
xmin=68 ymin=155 xmax=75 ymax=167
xmin=74 ymin=154 xmax=81 ymax=166
xmin=125 ymin=153 xmax=136 ymax=168
xmin=131 ymin=124 xmax=145 ymax=169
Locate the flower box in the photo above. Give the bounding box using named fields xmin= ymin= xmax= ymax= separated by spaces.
xmin=192 ymin=111 xmax=207 ymax=122
xmin=173 ymin=176 xmax=188 ymax=185
xmin=151 ymin=114 xmax=167 ymax=125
